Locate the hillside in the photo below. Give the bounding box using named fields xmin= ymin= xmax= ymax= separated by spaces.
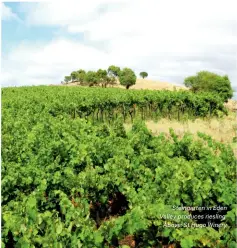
xmin=63 ymin=78 xmax=187 ymax=91
xmin=128 ymin=78 xmax=187 ymax=90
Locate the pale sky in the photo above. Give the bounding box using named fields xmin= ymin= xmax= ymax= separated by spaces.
xmin=1 ymin=0 xmax=237 ymax=90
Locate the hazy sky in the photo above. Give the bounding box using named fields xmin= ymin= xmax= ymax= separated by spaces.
xmin=1 ymin=0 xmax=237 ymax=89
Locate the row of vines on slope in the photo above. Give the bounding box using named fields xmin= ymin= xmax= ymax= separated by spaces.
xmin=2 ymin=86 xmax=227 ymax=122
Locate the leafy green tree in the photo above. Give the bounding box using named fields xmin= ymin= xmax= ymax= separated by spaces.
xmin=96 ymin=69 xmax=117 ymax=88
xmin=64 ymin=76 xmax=71 ymax=84
xmin=184 ymin=71 xmax=233 ymax=102
xmin=77 ymin=69 xmax=86 ymax=84
xmin=104 ymin=75 xmax=116 ymax=88
xmin=71 ymin=71 xmax=78 ymax=82
xmin=184 ymin=75 xmax=197 ymax=89
xmin=119 ymin=68 xmax=137 ymax=89
xmin=139 ymin=71 xmax=148 ymax=79
xmin=97 ymin=69 xmax=107 ymax=78
xmin=85 ymin=71 xmax=99 ymax=87
xmin=108 ymin=65 xmax=120 ymax=77
xmin=96 ymin=69 xmax=108 ymax=86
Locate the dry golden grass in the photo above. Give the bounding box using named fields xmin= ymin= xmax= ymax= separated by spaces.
xmin=130 ymin=78 xmax=187 ymax=90
xmin=124 ymin=112 xmax=237 ymax=144
xmin=224 ymin=99 xmax=237 ymax=112
xmin=64 ymin=78 xmax=187 ymax=91
xmin=112 ymin=78 xmax=187 ymax=91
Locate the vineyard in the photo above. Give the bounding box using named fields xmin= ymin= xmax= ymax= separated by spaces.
xmin=2 ymin=86 xmax=227 ymax=121
xmin=2 ymin=86 xmax=236 ymax=248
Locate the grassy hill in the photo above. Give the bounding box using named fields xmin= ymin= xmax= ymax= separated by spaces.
xmin=63 ymin=78 xmax=187 ymax=91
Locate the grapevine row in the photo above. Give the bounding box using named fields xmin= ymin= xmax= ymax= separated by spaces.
xmin=2 ymin=86 xmax=227 ymax=122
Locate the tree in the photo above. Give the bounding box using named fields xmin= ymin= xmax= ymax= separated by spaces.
xmin=71 ymin=71 xmax=78 ymax=82
xmin=108 ymin=65 xmax=120 ymax=77
xmin=209 ymin=75 xmax=233 ymax=101
xmin=184 ymin=71 xmax=233 ymax=102
xmin=104 ymin=75 xmax=116 ymax=88
xmin=96 ymin=69 xmax=117 ymax=88
xmin=64 ymin=76 xmax=71 ymax=84
xmin=84 ymin=71 xmax=99 ymax=87
xmin=139 ymin=71 xmax=148 ymax=79
xmin=77 ymin=69 xmax=86 ymax=84
xmin=96 ymin=69 xmax=113 ymax=88
xmin=96 ymin=69 xmax=107 ymax=86
xmin=118 ymin=68 xmax=137 ymax=89
xmin=184 ymin=75 xmax=197 ymax=89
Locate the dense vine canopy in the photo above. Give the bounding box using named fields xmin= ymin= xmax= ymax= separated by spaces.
xmin=2 ymin=86 xmax=236 ymax=247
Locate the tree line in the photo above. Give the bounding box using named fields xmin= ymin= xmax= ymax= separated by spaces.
xmin=63 ymin=66 xmax=148 ymax=89
xmin=63 ymin=66 xmax=233 ymax=102
xmin=184 ymin=71 xmax=233 ymax=102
